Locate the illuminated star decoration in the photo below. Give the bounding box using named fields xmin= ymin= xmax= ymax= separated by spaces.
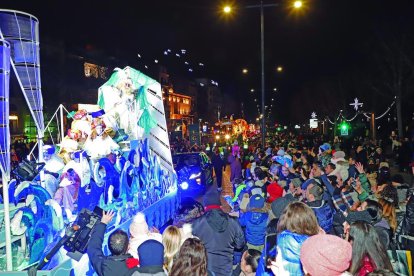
xmin=350 ymin=98 xmax=363 ymax=111
xmin=311 ymin=112 xmax=317 ymax=119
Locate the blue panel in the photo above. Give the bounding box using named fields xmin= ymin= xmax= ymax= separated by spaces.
xmin=0 ymin=10 xmax=44 ymax=132
xmin=0 ymin=41 xmax=10 ymax=175
xmin=0 ymin=12 xmax=37 ymax=41
xmin=11 ymin=40 xmax=39 ymax=65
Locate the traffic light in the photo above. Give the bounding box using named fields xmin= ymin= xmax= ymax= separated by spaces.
xmin=339 ymin=121 xmax=350 ymax=136
xmin=339 ymin=121 xmax=350 ymax=131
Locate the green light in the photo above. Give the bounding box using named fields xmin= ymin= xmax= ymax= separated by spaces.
xmin=339 ymin=121 xmax=350 ymax=130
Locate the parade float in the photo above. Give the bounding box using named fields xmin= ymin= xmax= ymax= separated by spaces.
xmin=0 ymin=10 xmax=178 ymax=275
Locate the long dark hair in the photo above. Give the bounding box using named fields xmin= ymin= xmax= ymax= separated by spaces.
xmin=170 ymin=238 xmax=208 ymax=276
xmin=348 ymin=221 xmax=393 ymax=274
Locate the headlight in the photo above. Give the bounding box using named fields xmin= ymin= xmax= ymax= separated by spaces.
xmin=180 ymin=181 xmax=189 ymax=190
xmin=189 ymin=172 xmax=202 ymax=180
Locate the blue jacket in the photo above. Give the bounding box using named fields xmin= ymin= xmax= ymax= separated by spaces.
xmin=277 ymin=230 xmax=309 ymax=276
xmin=239 ymin=211 xmax=268 ymax=246
xmin=307 ymin=200 xmax=334 ymax=233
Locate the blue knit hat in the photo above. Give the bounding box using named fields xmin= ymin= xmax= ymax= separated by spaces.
xmin=137 ymin=240 xmax=164 ymax=267
xmin=249 ymin=194 xmax=265 ymax=209
xmin=319 ymin=143 xmax=331 ymax=152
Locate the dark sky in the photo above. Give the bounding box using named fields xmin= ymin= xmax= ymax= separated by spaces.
xmin=2 ymin=0 xmax=414 ymax=123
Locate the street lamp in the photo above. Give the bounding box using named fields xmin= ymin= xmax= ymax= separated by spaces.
xmin=293 ymin=1 xmax=303 ymax=9
xmin=223 ymin=5 xmax=232 ymax=13
xmin=223 ymin=1 xmax=302 ymax=147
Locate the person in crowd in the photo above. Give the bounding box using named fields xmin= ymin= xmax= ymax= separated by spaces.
xmin=325 ymin=162 xmax=336 ymax=175
xmin=318 ymin=143 xmax=332 ymax=168
xmin=378 ymin=184 xmax=398 ymax=233
xmin=162 ymin=225 xmax=182 ymax=272
xmin=128 ymin=212 xmax=163 ymax=259
xmin=88 ymin=210 xmax=139 ymax=276
xmin=330 ymin=151 xmax=350 ymax=181
xmin=212 ymin=149 xmax=226 ymax=192
xmin=192 ymin=190 xmax=245 ymax=276
xmin=266 ymin=177 xmax=284 ymax=203
xmin=239 ymin=194 xmax=268 ymax=251
xmin=268 ymin=196 xmax=293 ymax=222
xmin=278 ymin=165 xmax=296 ymax=182
xmin=355 ymin=145 xmax=368 ymax=168
xmin=132 ymin=240 xmax=166 ymax=276
xmin=232 ymin=249 xmax=261 ymax=276
xmin=401 ymin=188 xmax=414 ymax=246
xmin=358 ymin=199 xmax=392 ymax=249
xmin=228 ymin=153 xmax=243 ymax=186
xmin=305 ymin=180 xmax=335 ymax=233
xmin=170 ymin=238 xmax=212 ymax=276
xmin=299 ymin=234 xmax=352 ymax=276
xmin=285 ymin=178 xmax=303 ymax=201
xmin=346 ymin=221 xmax=393 ymax=276
xmin=273 ymin=201 xmax=320 ymax=275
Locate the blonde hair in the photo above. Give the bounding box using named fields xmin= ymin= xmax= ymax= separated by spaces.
xmin=378 ymin=198 xmax=397 ymax=232
xmin=162 ymin=226 xmax=182 ymax=272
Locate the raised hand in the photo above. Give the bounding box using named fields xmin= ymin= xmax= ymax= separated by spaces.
xmin=101 ymin=210 xmax=115 ymax=225
xmin=355 ymin=162 xmax=365 ymax=174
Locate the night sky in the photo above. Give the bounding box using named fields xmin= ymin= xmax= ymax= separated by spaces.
xmin=2 ymin=0 xmax=414 ymax=124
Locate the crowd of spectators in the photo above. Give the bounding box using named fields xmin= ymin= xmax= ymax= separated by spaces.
xmin=86 ymin=133 xmax=414 ymax=275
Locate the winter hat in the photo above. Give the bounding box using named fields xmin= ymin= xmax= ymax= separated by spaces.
xmin=249 ymin=195 xmax=265 ymax=209
xmin=345 ymin=210 xmax=372 ymax=225
xmin=319 ymin=143 xmax=331 ymax=152
xmin=267 ymin=182 xmax=283 ymax=202
xmin=137 ymin=240 xmax=164 ymax=267
xmin=332 ymin=151 xmax=346 ymax=164
xmin=203 ymin=190 xmax=221 ymax=207
xmin=271 ymin=197 xmax=292 ymax=219
xmin=277 ymin=149 xmax=285 ymax=156
xmin=130 ymin=212 xmax=149 ymax=237
xmin=300 ymin=234 xmax=352 ymax=276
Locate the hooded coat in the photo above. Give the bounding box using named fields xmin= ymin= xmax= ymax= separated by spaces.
xmin=192 ymin=209 xmax=245 ymax=276
xmin=239 ymin=210 xmax=268 ymax=246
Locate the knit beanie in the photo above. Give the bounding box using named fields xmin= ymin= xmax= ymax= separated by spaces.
xmin=249 ymin=194 xmax=265 ymax=209
xmin=300 ymin=234 xmax=352 ymax=276
xmin=270 ymin=197 xmax=291 ymax=219
xmin=267 ymin=182 xmax=283 ymax=202
xmin=203 ymin=190 xmax=221 ymax=207
xmin=129 ymin=212 xmax=149 ymax=237
xmin=137 ymin=240 xmax=164 ymax=267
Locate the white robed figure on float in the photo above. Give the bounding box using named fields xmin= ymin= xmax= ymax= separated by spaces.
xmin=97 ymin=67 xmax=157 ymax=141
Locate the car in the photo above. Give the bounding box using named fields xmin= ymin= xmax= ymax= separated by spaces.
xmin=173 ymin=152 xmax=214 ymax=195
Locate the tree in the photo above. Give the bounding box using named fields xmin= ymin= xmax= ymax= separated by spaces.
xmin=370 ymin=34 xmax=414 ymax=138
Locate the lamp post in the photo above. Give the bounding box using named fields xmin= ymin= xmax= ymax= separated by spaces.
xmin=225 ymin=1 xmax=302 ymax=147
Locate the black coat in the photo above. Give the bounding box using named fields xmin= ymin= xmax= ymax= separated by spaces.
xmin=403 ymin=196 xmax=414 ymax=236
xmin=192 ymin=209 xmax=245 ymax=276
xmin=87 ymin=223 xmax=138 ymax=276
